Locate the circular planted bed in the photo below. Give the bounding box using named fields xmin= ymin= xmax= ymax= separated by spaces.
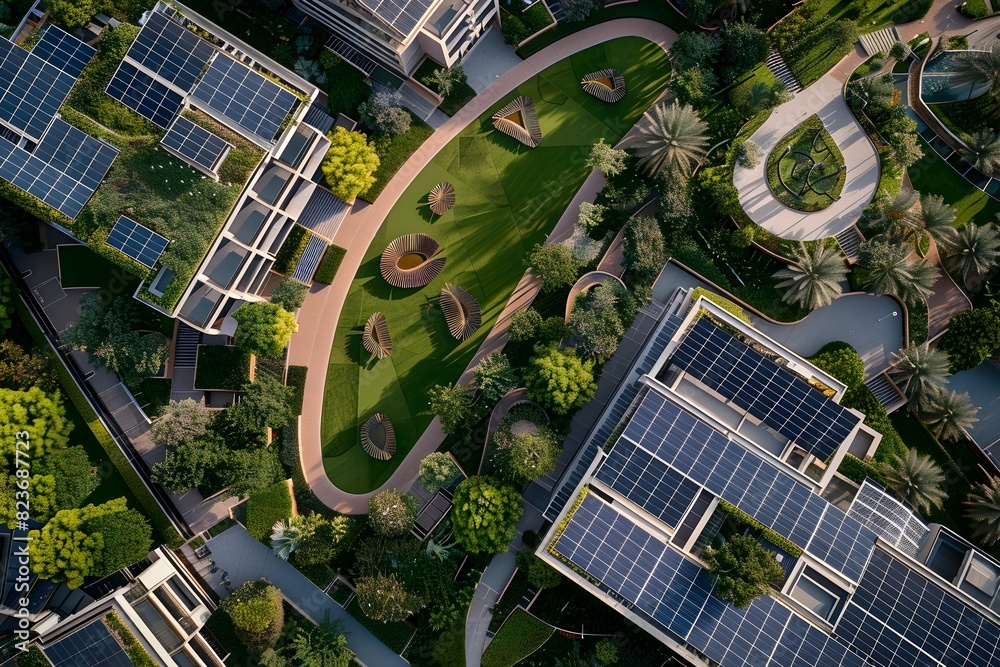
xmin=765 ymin=115 xmax=846 ymax=212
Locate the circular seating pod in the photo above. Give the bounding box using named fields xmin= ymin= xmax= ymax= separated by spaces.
xmin=380 ymin=233 xmax=447 ymax=288
xmin=428 ymin=182 xmax=456 ymax=215
xmin=580 ymin=69 xmax=627 ymax=103
xmin=360 ymin=413 xmax=396 ymax=461
xmin=491 ymin=96 xmax=542 ymax=148
xmin=362 ymin=312 xmax=392 ymax=359
xmin=440 ymin=283 xmax=481 ymax=340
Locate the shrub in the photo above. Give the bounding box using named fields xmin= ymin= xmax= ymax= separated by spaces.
xmin=246 ymin=480 xmax=293 ymax=541
xmin=808 ymin=341 xmax=866 ymax=390
xmin=219 ymin=580 xmax=284 ymax=652
xmin=508 ymin=309 xmax=543 ymax=343
xmin=368 ymin=489 xmax=418 ymax=535
xmin=690 ymin=288 xmax=751 ymax=323
xmin=269 ymin=277 xmax=308 ymax=311
xmin=703 ymin=534 xmax=784 ymax=608
xmin=105 ymin=612 xmax=157 ymax=667
xmin=321 ymin=128 xmax=380 ymax=201
xmin=233 ymin=303 xmax=298 ymax=357
xmin=500 ymin=10 xmax=529 ymax=45
xmin=737 ymin=140 xmax=762 ymax=168
xmin=358 ymin=89 xmax=412 ymax=135
xmin=940 ymin=307 xmax=1000 ymax=372
xmin=194 ymin=346 xmax=253 ymax=390
xmin=286 ymin=365 xmax=307 ymax=415
xmin=274 ymin=225 xmax=312 ymax=275
xmin=838 ymin=453 xmax=888 ymax=486
xmin=524 ymin=346 xmax=596 ymax=415
xmin=313 ymin=244 xmax=346 ymax=284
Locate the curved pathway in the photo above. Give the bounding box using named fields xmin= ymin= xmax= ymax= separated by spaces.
xmin=288 ymin=19 xmax=678 ymax=513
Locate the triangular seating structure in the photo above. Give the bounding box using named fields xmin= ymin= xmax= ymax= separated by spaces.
xmin=491 ymin=96 xmax=542 ymax=147
xmin=380 ymin=233 xmax=446 ymax=288
xmin=360 ymin=412 xmax=396 ymax=460
xmin=580 ymin=68 xmax=627 ymax=103
xmin=428 ymin=182 xmax=456 ymax=215
xmin=440 ymin=283 xmax=481 ymax=341
xmin=362 ymin=312 xmax=392 ymax=359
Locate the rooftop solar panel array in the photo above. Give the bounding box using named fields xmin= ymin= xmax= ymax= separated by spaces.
xmin=836 ymin=546 xmax=1000 ymax=667
xmin=0 ymin=119 xmax=118 ymax=218
xmin=805 ymin=506 xmax=877 ymax=582
xmin=161 ymin=116 xmax=231 ymax=173
xmin=106 ymin=215 xmax=169 ymax=268
xmin=847 ymin=479 xmax=929 ymax=557
xmin=357 ymin=0 xmax=436 ymax=36
xmin=0 ymin=38 xmax=76 ymax=141
xmin=596 ymin=444 xmax=700 ymax=528
xmin=32 ymin=24 xmax=96 ymax=79
xmin=671 ymin=319 xmax=861 ymax=461
xmin=106 ymin=61 xmax=184 ymax=128
xmin=192 ymin=56 xmax=298 ymax=142
xmin=43 ymin=619 xmax=133 ymax=667
xmin=126 ymin=11 xmax=216 ymax=91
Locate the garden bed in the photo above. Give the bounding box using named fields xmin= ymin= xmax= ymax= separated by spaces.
xmin=194 ymin=345 xmax=253 ymax=390
xmin=245 ymin=480 xmax=293 ymax=541
xmin=364 ymin=117 xmax=435 ymax=202
xmin=345 ymin=597 xmax=416 ymax=653
xmin=766 ymin=115 xmax=845 ymax=212
xmin=482 ymin=609 xmax=553 ymax=667
xmin=414 ymin=58 xmax=477 ymax=117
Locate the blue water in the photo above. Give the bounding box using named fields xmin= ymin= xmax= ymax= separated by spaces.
xmin=920 ymin=51 xmax=989 ymax=103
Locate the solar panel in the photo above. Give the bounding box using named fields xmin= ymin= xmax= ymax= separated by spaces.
xmin=0 ymin=38 xmax=77 ymax=141
xmin=847 ymin=479 xmax=929 ymax=557
xmin=357 ymin=0 xmax=435 ymax=36
xmin=161 ymin=116 xmax=231 ymax=174
xmin=671 ymin=319 xmax=861 ymax=461
xmin=43 ymin=619 xmax=133 ymax=667
xmin=835 ymin=546 xmax=1000 ymax=667
xmin=31 ymin=25 xmax=96 ymax=78
xmin=596 ymin=443 xmax=700 ymax=528
xmin=126 ymin=11 xmax=215 ymax=91
xmin=107 ymin=215 xmax=169 ymax=268
xmin=192 ymin=56 xmax=298 ymax=142
xmin=106 ymin=61 xmax=184 ymax=128
xmin=804 ymin=506 xmax=877 ymax=582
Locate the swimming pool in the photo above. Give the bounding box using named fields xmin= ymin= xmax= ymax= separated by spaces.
xmin=920 ymin=51 xmax=990 ymax=103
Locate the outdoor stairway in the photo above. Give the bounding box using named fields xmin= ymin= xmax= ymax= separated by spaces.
xmin=765 ymin=48 xmax=802 ymax=95
xmin=859 ymin=26 xmax=901 ymax=58
xmin=835 ymin=224 xmax=865 ymax=261
xmin=543 ymin=0 xmax=565 ymax=22
xmin=864 ymin=372 xmax=908 ymax=413
xmin=173 ymin=323 xmax=200 ymax=368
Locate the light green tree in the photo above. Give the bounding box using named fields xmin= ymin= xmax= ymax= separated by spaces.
xmin=368 ymin=488 xmax=418 ymax=535
xmin=45 ymin=0 xmax=97 ymax=30
xmin=507 ymin=427 xmax=560 ymax=483
xmin=84 ymin=508 xmax=153 ymax=576
xmin=586 ymin=139 xmax=628 ymax=177
xmin=355 ymin=573 xmax=418 ymax=622
xmin=0 ymin=474 xmax=57 ymax=527
xmin=36 ymin=446 xmax=99 ymax=512
xmin=233 ymin=302 xmax=298 ymax=357
xmin=0 ymin=386 xmax=71 ymax=465
xmin=623 ymin=215 xmax=666 ymax=278
xmin=151 ymin=398 xmax=213 ymax=447
xmin=452 ymin=476 xmax=523 ymax=554
xmin=703 ymin=534 xmax=784 ymax=609
xmin=524 ymin=346 xmax=597 ymax=416
xmin=427 ymin=382 xmax=479 ymax=436
xmin=321 ymin=127 xmax=380 ymax=201
xmin=418 ymin=452 xmax=462 ymax=492
xmin=524 ymin=243 xmax=583 ymax=293
xmin=219 ymin=580 xmax=284 ymax=652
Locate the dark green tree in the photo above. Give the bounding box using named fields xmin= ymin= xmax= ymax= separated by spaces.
xmin=84 ymin=508 xmax=154 ymax=576
xmin=151 ymin=437 xmax=226 ymax=493
xmin=269 ymin=277 xmax=309 ymax=312
xmin=427 ymin=382 xmax=479 ymax=436
xmin=223 ymin=448 xmax=284 ymax=499
xmin=940 ymin=306 xmax=1000 ymax=372
xmin=36 ymin=446 xmax=99 ymax=511
xmin=474 ymin=352 xmax=519 ymax=404
xmin=219 ymin=580 xmax=284 ymax=652
xmin=703 ymin=534 xmax=784 ymax=609
xmin=524 ymin=243 xmax=583 ymax=293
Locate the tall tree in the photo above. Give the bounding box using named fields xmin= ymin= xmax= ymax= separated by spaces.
xmin=702 ymin=534 xmax=784 ymax=609
xmin=505 ymin=427 xmax=561 ymax=483
xmin=427 ymin=382 xmax=479 ymax=436
xmin=223 ymin=448 xmax=284 ymax=499
xmin=878 ymin=450 xmax=947 ymax=514
xmin=918 ymin=387 xmax=980 ymax=442
xmin=524 ymin=243 xmax=583 ymax=293
xmin=871 ymin=190 xmax=919 ymax=238
xmin=418 ymin=452 xmax=461 ymax=492
xmin=219 ymin=580 xmax=284 ymax=652
xmin=963 ymin=129 xmax=1000 ymax=173
xmin=966 ymin=477 xmax=1000 ymax=546
xmin=0 ymin=341 xmax=52 ymax=391
xmin=626 ymin=102 xmax=709 ymax=178
xmin=889 ymin=343 xmax=951 ymax=409
xmin=622 ymin=216 xmax=666 ymax=278
xmin=856 ymin=238 xmax=939 ymax=305
xmin=772 ymin=243 xmax=847 ymax=310
xmin=952 ymin=47 xmax=1000 ymax=101
xmin=368 ymin=489 xmax=418 ymax=536
xmin=233 ymin=302 xmax=298 ymax=357
xmin=269 ymin=277 xmax=309 ymax=312
xmin=942 ymin=222 xmax=1000 ymax=289
xmin=940 ymin=306 xmax=1000 ymax=372
xmin=473 ymin=353 xmax=519 ymax=405
xmin=260 ymin=614 xmax=354 ymax=667
xmin=451 ymin=476 xmax=523 ymax=554
xmin=524 ymin=346 xmax=597 ymax=416
xmin=321 ymin=127 xmax=379 ymax=201
xmin=912 ymin=195 xmax=958 ymax=247
xmin=151 ymin=437 xmax=226 ymax=493
xmin=28 ymin=498 xmax=130 ymax=588
xmin=151 ymin=398 xmax=214 ymax=447
xmin=569 ymin=282 xmax=629 ymax=363
xmin=586 ymin=139 xmax=628 ymax=177
xmin=84 ymin=508 xmax=153 ymax=576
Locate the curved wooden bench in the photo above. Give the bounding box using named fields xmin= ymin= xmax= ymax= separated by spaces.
xmin=360 ymin=412 xmax=396 ymax=460
xmin=440 ymin=283 xmax=481 ymax=340
xmin=581 ymin=68 xmax=627 ymax=103
xmin=491 ymin=96 xmax=542 ymax=148
xmin=362 ymin=312 xmax=392 ymax=359
xmin=380 ymin=233 xmax=446 ymax=288
xmin=428 ymin=182 xmax=456 ymax=215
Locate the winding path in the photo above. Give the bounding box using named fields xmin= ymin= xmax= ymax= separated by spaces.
xmin=288 ymin=19 xmax=678 ymax=513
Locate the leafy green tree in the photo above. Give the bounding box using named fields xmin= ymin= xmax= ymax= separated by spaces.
xmin=685 ymin=0 xmax=725 ymax=24
xmin=233 ymin=302 xmax=298 ymax=357
xmin=28 ymin=498 xmax=129 ymax=588
xmin=703 ymin=534 xmax=784 ymax=609
xmin=219 ymin=580 xmax=284 ymax=652
xmin=889 ymin=343 xmax=951 ymax=409
xmin=524 ymin=243 xmax=583 ymax=293
xmin=451 ymin=476 xmax=523 ymax=554
xmin=626 ymin=102 xmax=708 ymax=178
xmin=36 ymin=446 xmax=98 ymax=512
xmin=151 ymin=437 xmax=226 ymax=493
xmin=570 ymin=282 xmax=628 ymax=363
xmin=44 ymin=0 xmax=96 ymax=30
xmin=358 ymin=89 xmax=411 ymax=135
xmin=293 ymin=516 xmax=352 ymax=566
xmin=0 ymin=341 xmax=52 ymax=391
xmin=623 ymin=215 xmax=666 ymax=278
xmin=586 ymin=138 xmax=628 ymax=177
xmin=673 ymin=67 xmax=717 ymax=107
xmin=62 ymin=293 xmax=168 ymax=388
xmin=856 ymin=238 xmax=939 ymax=305
xmin=224 ymin=448 xmax=284 ymax=499
xmin=809 ymin=342 xmax=866 ymax=389
xmin=918 ymin=387 xmax=980 ymax=443
xmin=269 ymin=277 xmax=309 ymax=312
xmin=524 ymin=346 xmax=597 ymax=416
xmin=964 ymin=129 xmax=1000 ymax=173
xmin=890 ymin=131 xmax=924 ymax=168
xmin=772 ymin=243 xmax=847 ymax=310
xmin=151 ymin=398 xmax=213 ymax=447
xmin=322 ymin=128 xmax=380 ymax=201
xmin=506 ymin=427 xmax=560 ymax=483
xmin=418 ymin=452 xmax=462 ymax=492
xmin=355 ymin=573 xmax=418 ymax=622
xmin=848 ymin=73 xmax=893 ymax=111
xmin=0 ymin=474 xmax=57 ymax=527
xmin=260 ymin=614 xmax=354 ymax=667
xmin=0 ymin=386 xmax=71 ymax=465
xmin=889 ymin=41 xmax=911 ymax=60
xmin=211 ymin=376 xmax=294 ymax=447
xmin=879 ymin=449 xmax=947 ymax=514
xmin=424 ymin=65 xmax=466 ymax=97
xmin=942 ymin=222 xmax=1000 ymax=289
xmin=720 ymin=21 xmax=769 ymax=80
xmin=84 ymin=508 xmax=153 ymax=576
xmin=428 ymin=382 xmax=479 ymax=436
xmin=669 ymin=31 xmax=721 ymax=72
xmin=966 ymin=477 xmax=1000 ymax=547
xmin=940 ymin=306 xmax=1000 ymax=372
xmin=516 ymin=548 xmax=562 ymax=589
xmin=368 ymin=489 xmax=418 ymax=535
xmin=736 ymin=140 xmax=763 ymax=169
xmin=576 ymin=202 xmax=606 ymax=235
xmin=952 ymin=46 xmax=1000 ymax=101
xmin=508 ymin=309 xmax=543 ymax=343
xmin=474 ymin=352 xmax=519 ymax=404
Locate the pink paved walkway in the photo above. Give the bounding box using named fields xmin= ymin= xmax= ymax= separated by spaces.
xmin=288 ymin=19 xmax=678 ymax=513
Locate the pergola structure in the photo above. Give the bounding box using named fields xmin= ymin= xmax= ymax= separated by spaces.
xmin=440 ymin=282 xmax=481 ymax=340
xmin=580 ymin=69 xmax=627 ymax=103
xmin=362 ymin=311 xmax=392 ymax=359
xmin=380 ymin=233 xmax=446 ymax=288
xmin=428 ymin=182 xmax=456 ymax=215
xmin=491 ymin=96 xmax=542 ymax=148
xmin=360 ymin=412 xmax=396 ymax=460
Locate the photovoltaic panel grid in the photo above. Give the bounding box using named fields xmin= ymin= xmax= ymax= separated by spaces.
xmin=126 ymin=11 xmax=215 ymax=91
xmin=32 ymin=24 xmax=96 ymax=79
xmin=804 ymin=506 xmax=878 ymax=582
xmin=43 ymin=619 xmax=133 ymax=667
xmin=670 ymin=319 xmax=861 ymax=461
xmin=161 ymin=116 xmax=231 ymax=173
xmin=357 ymin=0 xmax=436 ymax=35
xmin=846 ymin=479 xmax=929 ymax=557
xmin=0 ymin=119 xmax=118 ymax=218
xmin=0 ymin=37 xmax=76 ymax=141
xmin=596 ymin=443 xmax=701 ymax=528
xmin=835 ymin=546 xmax=1000 ymax=667
xmin=107 ymin=215 xmax=169 ymax=268
xmin=106 ymin=61 xmax=184 ymax=128
xmin=192 ymin=56 xmax=298 ymax=142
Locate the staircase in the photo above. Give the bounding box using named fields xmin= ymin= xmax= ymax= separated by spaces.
xmin=765 ymin=48 xmax=802 ymax=95
xmin=835 ymin=225 xmax=865 ymax=261
xmin=864 ymin=372 xmax=907 ymax=413
xmin=173 ymin=323 xmax=201 ymax=368
xmin=859 ymin=26 xmax=901 ymax=58
xmin=543 ymin=0 xmax=565 ymax=22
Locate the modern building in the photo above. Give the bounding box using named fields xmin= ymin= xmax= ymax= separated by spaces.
xmin=293 ymin=0 xmax=500 ymax=76
xmin=538 ymin=291 xmax=1000 ymax=667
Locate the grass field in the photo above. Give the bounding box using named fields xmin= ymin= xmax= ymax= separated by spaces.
xmin=909 ymin=137 xmax=1000 ymax=228
xmin=321 ymin=38 xmax=671 ymax=492
xmin=481 ymin=609 xmax=553 ymax=667
xmin=930 ymin=94 xmax=1000 ymax=142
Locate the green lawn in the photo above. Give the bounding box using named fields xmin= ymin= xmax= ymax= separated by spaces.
xmin=365 ymin=118 xmax=436 ymax=202
xmin=481 ymin=609 xmax=553 ymax=667
xmin=930 ymin=95 xmax=1000 ymax=143
xmin=321 ymin=38 xmax=671 ymax=492
xmin=909 ymin=137 xmax=1000 ymax=228
xmin=766 ymin=115 xmax=845 ymax=211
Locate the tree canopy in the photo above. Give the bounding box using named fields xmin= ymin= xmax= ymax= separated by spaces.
xmin=524 ymin=243 xmax=583 ymax=293
xmin=703 ymin=534 xmax=784 ymax=609
xmin=0 ymin=386 xmax=71 ymax=465
xmin=940 ymin=306 xmax=1000 ymax=372
xmin=321 ymin=127 xmax=380 ymax=202
xmin=151 ymin=398 xmax=213 ymax=448
xmin=474 ymin=352 xmax=519 ymax=405
xmin=418 ymin=452 xmax=462 ymax=492
xmin=355 ymin=573 xmax=418 ymax=622
xmin=219 ymin=579 xmax=284 ymax=652
xmin=368 ymin=489 xmax=418 ymax=535
xmin=151 ymin=436 xmax=226 ymax=493
xmin=524 ymin=346 xmax=597 ymax=415
xmin=233 ymin=302 xmax=298 ymax=357
xmin=451 ymin=476 xmax=523 ymax=554
xmin=427 ymin=382 xmax=479 ymax=437
xmin=84 ymin=507 xmax=153 ymax=577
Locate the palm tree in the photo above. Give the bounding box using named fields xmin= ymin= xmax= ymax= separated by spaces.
xmin=270 ymin=519 xmax=303 ymax=560
xmin=943 ymin=222 xmax=1000 ymax=289
xmin=889 ymin=343 xmax=951 ymax=408
xmin=963 ymin=129 xmax=1000 ymax=174
xmin=878 ymin=449 xmax=948 ymax=515
xmin=965 ymin=477 xmax=1000 ymax=546
xmin=857 ymin=238 xmax=940 ymax=305
xmin=772 ymin=243 xmax=847 ymax=309
xmin=951 ymin=47 xmax=1000 ymax=100
xmin=913 ymin=195 xmax=958 ymax=247
xmin=872 ymin=190 xmax=919 ymax=239
xmin=919 ymin=387 xmax=980 ymax=442
xmin=626 ymin=102 xmax=709 ymax=178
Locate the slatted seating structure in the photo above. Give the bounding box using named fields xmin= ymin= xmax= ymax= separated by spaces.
xmin=491 ymin=96 xmax=542 ymax=148
xmin=440 ymin=283 xmax=481 ymax=340
xmin=362 ymin=312 xmax=392 ymax=359
xmin=428 ymin=182 xmax=456 ymax=215
xmin=360 ymin=412 xmax=396 ymax=460
xmin=580 ymin=68 xmax=627 ymax=103
xmin=380 ymin=233 xmax=446 ymax=288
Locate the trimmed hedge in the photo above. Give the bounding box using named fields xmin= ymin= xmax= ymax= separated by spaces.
xmin=286 ymin=365 xmax=307 ymax=416
xmin=690 ymin=287 xmax=751 ymax=324
xmin=245 ymin=480 xmax=293 ymax=541
xmin=194 ymin=345 xmax=253 ymax=390
xmin=837 ymin=453 xmax=888 ymax=487
xmin=313 ymin=244 xmax=346 ymax=284
xmin=105 ymin=612 xmax=157 ymax=667
xmin=274 ymin=225 xmax=312 ymax=275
